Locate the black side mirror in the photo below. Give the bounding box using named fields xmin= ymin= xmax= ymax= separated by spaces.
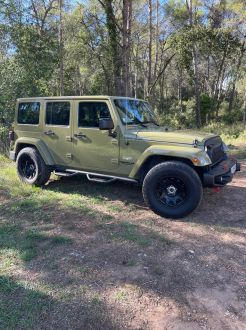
xmin=99 ymin=118 xmax=114 ymax=130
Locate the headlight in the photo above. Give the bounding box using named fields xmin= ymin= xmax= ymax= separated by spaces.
xmin=191 ymin=152 xmax=212 ymax=166
xmin=222 ymin=142 xmax=229 ymax=152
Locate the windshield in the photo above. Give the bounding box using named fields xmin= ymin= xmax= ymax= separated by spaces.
xmin=113 ymin=99 xmax=158 ymax=126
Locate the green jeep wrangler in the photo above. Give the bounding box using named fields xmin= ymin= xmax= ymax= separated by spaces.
xmin=9 ymin=96 xmax=240 ymax=219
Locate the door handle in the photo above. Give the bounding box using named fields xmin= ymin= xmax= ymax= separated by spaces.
xmin=74 ymin=133 xmax=87 ymax=139
xmin=44 ymin=130 xmax=55 ymax=136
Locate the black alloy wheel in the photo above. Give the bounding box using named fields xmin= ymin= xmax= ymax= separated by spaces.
xmin=18 ymin=155 xmax=37 ymax=180
xmin=155 ymin=177 xmax=186 ymax=208
xmin=142 ymin=161 xmax=203 ymax=219
xmin=16 ymin=147 xmax=51 ymax=186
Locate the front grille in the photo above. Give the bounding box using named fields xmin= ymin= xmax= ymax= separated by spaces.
xmin=205 ymin=137 xmax=225 ymax=165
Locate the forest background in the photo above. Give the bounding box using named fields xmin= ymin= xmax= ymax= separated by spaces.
xmin=0 ymin=0 xmax=246 ymax=152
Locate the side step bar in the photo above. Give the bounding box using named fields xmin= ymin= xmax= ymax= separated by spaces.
xmin=54 ymin=169 xmax=138 ymax=183
xmin=86 ymin=174 xmax=116 ymax=184
xmin=54 ymin=171 xmax=78 ymax=177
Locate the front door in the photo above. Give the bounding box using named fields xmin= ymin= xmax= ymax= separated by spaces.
xmin=42 ymin=100 xmax=73 ymax=166
xmin=72 ymin=100 xmax=119 ymax=172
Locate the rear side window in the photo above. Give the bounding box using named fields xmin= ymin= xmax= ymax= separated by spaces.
xmin=46 ymin=102 xmax=70 ymax=126
xmin=17 ymin=102 xmax=40 ymax=125
xmin=78 ymin=102 xmax=111 ymax=127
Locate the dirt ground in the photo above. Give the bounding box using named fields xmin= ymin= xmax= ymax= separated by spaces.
xmin=0 ymin=160 xmax=246 ymax=330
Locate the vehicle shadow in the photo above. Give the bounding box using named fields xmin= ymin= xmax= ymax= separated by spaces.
xmin=44 ymin=169 xmax=246 ymax=229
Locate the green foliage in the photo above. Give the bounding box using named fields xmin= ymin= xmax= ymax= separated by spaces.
xmin=172 ymin=26 xmax=240 ymax=70
xmin=200 ymin=94 xmax=212 ymax=125
xmin=0 ymin=124 xmax=9 ymax=154
xmin=0 ymin=0 xmax=245 ymax=129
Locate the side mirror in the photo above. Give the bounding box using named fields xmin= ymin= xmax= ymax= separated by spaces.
xmin=99 ymin=118 xmax=114 ymax=130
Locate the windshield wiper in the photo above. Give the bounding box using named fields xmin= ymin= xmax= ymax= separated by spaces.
xmin=142 ymin=121 xmax=160 ymax=126
xmin=133 ymin=117 xmax=147 ymax=128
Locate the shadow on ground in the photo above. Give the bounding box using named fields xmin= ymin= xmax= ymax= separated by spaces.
xmin=45 ymin=170 xmax=246 ymax=229
xmin=0 ymin=161 xmax=245 ymax=329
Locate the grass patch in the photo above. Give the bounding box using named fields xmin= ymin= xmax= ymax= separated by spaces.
xmin=115 ymin=291 xmax=127 ymax=301
xmin=0 ymin=275 xmax=52 ymax=329
xmin=228 ymin=146 xmax=246 ymax=160
xmin=125 ymin=260 xmax=137 ymax=267
xmin=50 ymin=235 xmax=72 ymax=245
xmin=106 ymin=221 xmax=172 ymax=247
xmin=203 ymin=124 xmax=246 ymax=159
xmin=91 ymin=294 xmax=102 ymax=305
xmin=77 ymin=267 xmax=90 ymax=274
xmin=25 ymin=230 xmax=49 ymax=241
xmin=0 ymin=154 xmax=175 ymax=328
xmin=20 ymin=248 xmax=37 ymax=262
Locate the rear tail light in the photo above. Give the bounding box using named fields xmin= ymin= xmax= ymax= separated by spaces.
xmin=9 ymin=130 xmax=15 ymax=141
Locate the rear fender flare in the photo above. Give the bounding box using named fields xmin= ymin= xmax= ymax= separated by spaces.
xmin=15 ymin=137 xmax=55 ymax=165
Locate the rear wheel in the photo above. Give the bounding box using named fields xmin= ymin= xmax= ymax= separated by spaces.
xmin=16 ymin=147 xmax=51 ymax=186
xmin=142 ymin=161 xmax=203 ymax=219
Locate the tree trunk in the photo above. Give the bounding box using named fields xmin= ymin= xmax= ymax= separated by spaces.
xmin=179 ymin=67 xmax=183 ymax=112
xmin=212 ymin=42 xmax=228 ymax=118
xmin=192 ymin=45 xmax=201 ymax=127
xmin=243 ymin=88 xmax=246 ymax=128
xmin=59 ymin=0 xmax=64 ymax=96
xmin=122 ymin=0 xmax=132 ymax=96
xmin=100 ymin=0 xmax=122 ymax=95
xmin=153 ymin=0 xmax=159 ymax=82
xmin=228 ymin=41 xmax=245 ymax=114
xmin=147 ymin=0 xmax=153 ymax=94
xmin=186 ymin=0 xmax=201 ymax=128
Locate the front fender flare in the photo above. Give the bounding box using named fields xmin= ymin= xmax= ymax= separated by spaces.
xmin=129 ymin=145 xmax=211 ymax=179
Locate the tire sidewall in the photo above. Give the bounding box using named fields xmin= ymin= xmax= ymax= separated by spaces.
xmin=143 ymin=162 xmax=203 ymax=219
xmin=17 ymin=148 xmax=41 ymax=184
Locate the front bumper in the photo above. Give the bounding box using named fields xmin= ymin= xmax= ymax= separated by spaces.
xmin=203 ymin=158 xmax=240 ymax=187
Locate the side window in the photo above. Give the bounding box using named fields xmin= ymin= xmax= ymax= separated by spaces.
xmin=17 ymin=102 xmax=40 ymax=125
xmin=78 ymin=102 xmax=111 ymax=128
xmin=46 ymin=102 xmax=70 ymax=126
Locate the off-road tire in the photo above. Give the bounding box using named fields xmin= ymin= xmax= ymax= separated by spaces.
xmin=16 ymin=147 xmax=51 ymax=186
xmin=142 ymin=161 xmax=203 ymax=219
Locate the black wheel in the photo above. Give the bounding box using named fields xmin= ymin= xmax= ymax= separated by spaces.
xmin=142 ymin=161 xmax=203 ymax=219
xmin=16 ymin=147 xmax=51 ymax=186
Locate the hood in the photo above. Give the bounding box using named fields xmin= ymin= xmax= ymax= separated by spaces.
xmin=133 ymin=127 xmax=217 ymax=146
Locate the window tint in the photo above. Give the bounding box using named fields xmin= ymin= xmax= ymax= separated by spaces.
xmin=18 ymin=102 xmax=40 ymax=125
xmin=78 ymin=102 xmax=111 ymax=127
xmin=46 ymin=102 xmax=70 ymax=126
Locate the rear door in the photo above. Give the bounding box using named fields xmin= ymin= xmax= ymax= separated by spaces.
xmin=72 ymin=100 xmax=119 ymax=172
xmin=42 ymin=100 xmax=73 ymax=166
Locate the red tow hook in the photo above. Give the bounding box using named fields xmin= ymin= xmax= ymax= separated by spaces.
xmin=212 ymin=187 xmax=220 ymax=193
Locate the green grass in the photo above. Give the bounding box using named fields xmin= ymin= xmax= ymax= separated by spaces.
xmin=105 ymin=221 xmax=171 ymax=247
xmin=0 ymin=275 xmax=53 ymax=330
xmin=50 ymin=235 xmax=72 ymax=245
xmin=115 ymin=290 xmax=127 ymax=301
xmin=0 ymin=154 xmax=174 ymax=329
xmin=228 ymin=146 xmax=246 ymax=160
xmin=0 ymin=223 xmax=73 ymax=266
xmin=77 ymin=267 xmax=90 ymax=274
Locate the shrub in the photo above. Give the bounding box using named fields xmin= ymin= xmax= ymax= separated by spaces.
xmin=0 ymin=125 xmax=9 ymax=155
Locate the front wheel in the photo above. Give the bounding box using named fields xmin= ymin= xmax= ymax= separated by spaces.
xmin=142 ymin=161 xmax=203 ymax=219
